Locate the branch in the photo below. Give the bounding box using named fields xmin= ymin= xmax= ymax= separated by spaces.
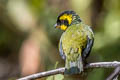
xmin=17 ymin=61 xmax=120 ymax=80
xmin=106 ymin=66 xmax=120 ymax=80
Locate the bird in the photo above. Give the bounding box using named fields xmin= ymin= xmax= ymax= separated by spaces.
xmin=54 ymin=10 xmax=94 ymax=74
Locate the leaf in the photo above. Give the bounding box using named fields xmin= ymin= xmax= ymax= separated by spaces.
xmin=54 ymin=61 xmax=59 ymax=69
xmin=46 ymin=76 xmax=54 ymax=80
xmin=54 ymin=74 xmax=64 ymax=80
xmin=46 ymin=74 xmax=64 ymax=80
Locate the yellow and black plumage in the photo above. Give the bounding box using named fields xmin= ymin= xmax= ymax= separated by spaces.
xmin=54 ymin=10 xmax=94 ymax=74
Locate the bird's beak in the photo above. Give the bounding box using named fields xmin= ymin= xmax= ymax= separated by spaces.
xmin=54 ymin=23 xmax=60 ymax=28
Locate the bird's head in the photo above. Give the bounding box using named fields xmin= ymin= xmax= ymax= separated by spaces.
xmin=54 ymin=10 xmax=82 ymax=31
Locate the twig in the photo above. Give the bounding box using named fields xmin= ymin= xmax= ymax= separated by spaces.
xmin=17 ymin=68 xmax=65 ymax=80
xmin=17 ymin=61 xmax=120 ymax=80
xmin=85 ymin=61 xmax=120 ymax=68
xmin=106 ymin=66 xmax=120 ymax=80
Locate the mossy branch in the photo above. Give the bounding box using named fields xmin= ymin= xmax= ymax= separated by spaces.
xmin=106 ymin=66 xmax=120 ymax=80
xmin=17 ymin=61 xmax=120 ymax=80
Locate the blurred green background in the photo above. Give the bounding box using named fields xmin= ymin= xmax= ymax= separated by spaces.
xmin=0 ymin=0 xmax=120 ymax=80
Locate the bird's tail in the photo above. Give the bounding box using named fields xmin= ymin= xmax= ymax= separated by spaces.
xmin=64 ymin=56 xmax=83 ymax=74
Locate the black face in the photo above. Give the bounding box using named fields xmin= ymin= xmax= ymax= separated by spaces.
xmin=57 ymin=19 xmax=69 ymax=26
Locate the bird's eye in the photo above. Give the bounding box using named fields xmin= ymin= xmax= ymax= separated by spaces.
xmin=57 ymin=19 xmax=69 ymax=26
xmin=64 ymin=20 xmax=69 ymax=26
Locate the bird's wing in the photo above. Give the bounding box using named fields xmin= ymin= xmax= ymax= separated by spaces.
xmin=82 ymin=27 xmax=94 ymax=60
xmin=59 ymin=38 xmax=66 ymax=60
xmin=82 ymin=36 xmax=94 ymax=60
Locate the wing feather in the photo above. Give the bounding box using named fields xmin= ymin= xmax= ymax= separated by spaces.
xmin=59 ymin=39 xmax=66 ymax=60
xmin=82 ymin=34 xmax=94 ymax=60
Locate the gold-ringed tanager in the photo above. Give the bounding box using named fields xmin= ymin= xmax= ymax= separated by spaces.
xmin=54 ymin=10 xmax=94 ymax=74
